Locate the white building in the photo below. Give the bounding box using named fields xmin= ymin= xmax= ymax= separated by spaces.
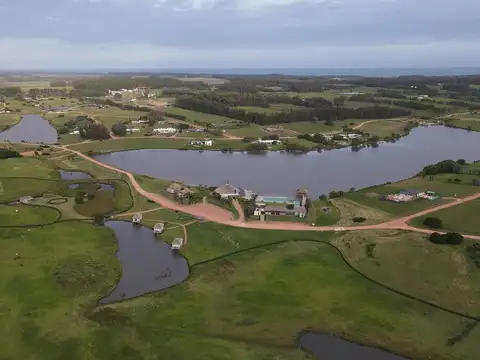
xmin=346 ymin=133 xmax=361 ymax=139
xmin=126 ymin=128 xmax=141 ymax=134
xmin=190 ymin=139 xmax=214 ymax=147
xmin=69 ymin=130 xmax=80 ymax=135
xmin=131 ymin=120 xmax=146 ymax=125
xmin=256 ymin=138 xmax=281 ymax=145
xmin=153 ymin=127 xmax=177 ymax=134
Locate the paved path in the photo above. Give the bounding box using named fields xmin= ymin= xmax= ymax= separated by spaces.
xmin=57 ymin=145 xmax=480 ymax=240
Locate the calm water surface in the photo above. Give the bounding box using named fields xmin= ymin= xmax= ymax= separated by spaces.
xmin=94 ymin=126 xmax=480 ymax=197
xmin=100 ymin=221 xmax=189 ymax=304
xmin=299 ymin=332 xmax=409 ymax=360
xmin=0 ymin=114 xmax=58 ymax=144
xmin=57 ymin=169 xmax=92 ymax=180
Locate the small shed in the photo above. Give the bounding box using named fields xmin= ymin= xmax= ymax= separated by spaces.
xmin=132 ymin=213 xmax=142 ymax=224
xmin=153 ymin=223 xmax=165 ymax=234
xmin=171 ymin=238 xmax=184 ymax=250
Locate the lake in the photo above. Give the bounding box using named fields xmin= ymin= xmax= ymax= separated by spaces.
xmin=0 ymin=114 xmax=58 ymax=144
xmin=100 ymin=221 xmax=189 ymax=304
xmin=94 ymin=126 xmax=480 ymax=197
xmin=299 ymin=332 xmax=409 ymax=360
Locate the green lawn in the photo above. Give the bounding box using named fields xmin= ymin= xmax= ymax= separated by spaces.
xmin=447 ymin=114 xmax=480 ymax=132
xmin=225 ymin=124 xmax=269 ymax=138
xmin=409 ymin=198 xmax=480 ymax=236
xmin=0 ymin=204 xmax=60 ymax=225
xmin=357 ymin=119 xmax=409 ymax=137
xmin=0 ymin=178 xmax=60 ymax=202
xmin=284 ymin=120 xmax=362 ymax=134
xmin=308 ymin=199 xmax=341 ymax=225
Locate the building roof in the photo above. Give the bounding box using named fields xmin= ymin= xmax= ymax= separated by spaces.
xmin=168 ymin=183 xmax=184 ymax=191
xmin=215 ymin=183 xmax=241 ymax=195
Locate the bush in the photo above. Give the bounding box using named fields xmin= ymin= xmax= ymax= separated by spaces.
xmin=329 ymin=190 xmax=344 ymax=198
xmin=429 ymin=232 xmax=464 ymax=245
xmin=93 ymin=214 xmax=105 ymax=225
xmin=352 ymin=217 xmax=366 ymax=223
xmin=57 ymin=126 xmax=69 ymax=135
xmin=423 ymin=217 xmax=443 ymax=229
xmin=0 ymin=148 xmax=21 ymax=159
xmin=457 ymin=159 xmax=466 ymax=165
xmin=111 ymin=122 xmax=127 ymax=136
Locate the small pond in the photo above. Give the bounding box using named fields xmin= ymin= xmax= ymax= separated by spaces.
xmin=299 ymin=332 xmax=409 ymax=360
xmin=100 ymin=221 xmax=189 ymax=304
xmin=0 ymin=114 xmax=58 ymax=144
xmin=57 ymin=169 xmax=92 ymax=180
xmin=67 ymin=183 xmax=113 ymax=191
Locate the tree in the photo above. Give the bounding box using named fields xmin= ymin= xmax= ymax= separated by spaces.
xmin=57 ymin=127 xmax=69 ymax=135
xmin=423 ymin=217 xmax=443 ymax=229
xmin=457 ymin=159 xmax=466 ymax=165
xmin=286 ymin=204 xmax=294 ymax=210
xmin=246 ymin=143 xmax=268 ymax=152
xmin=111 ymin=122 xmax=127 ymax=136
xmin=114 ymin=93 xmax=123 ymax=100
xmin=74 ymin=192 xmax=85 ymax=204
xmin=80 ymin=123 xmax=110 ymax=140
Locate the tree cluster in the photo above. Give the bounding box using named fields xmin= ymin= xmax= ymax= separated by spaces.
xmin=420 ymin=160 xmax=462 ymax=176
xmin=0 ymin=148 xmax=21 ymax=159
xmin=80 ymin=123 xmax=111 ymax=140
xmin=175 ymin=94 xmax=410 ymax=126
xmin=428 ymin=232 xmax=464 ymax=245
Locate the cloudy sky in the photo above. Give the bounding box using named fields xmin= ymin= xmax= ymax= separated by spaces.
xmin=0 ymin=0 xmax=479 ymax=69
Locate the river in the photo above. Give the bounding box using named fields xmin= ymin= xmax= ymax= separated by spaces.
xmin=0 ymin=114 xmax=58 ymax=144
xmin=94 ymin=126 xmax=480 ymax=197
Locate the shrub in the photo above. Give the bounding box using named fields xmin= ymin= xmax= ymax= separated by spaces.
xmin=352 ymin=217 xmax=366 ymax=223
xmin=423 ymin=217 xmax=443 ymax=229
xmin=429 ymin=232 xmax=464 ymax=245
xmin=93 ymin=214 xmax=105 ymax=225
xmin=111 ymin=122 xmax=127 ymax=136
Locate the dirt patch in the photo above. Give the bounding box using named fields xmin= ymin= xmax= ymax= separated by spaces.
xmin=20 ymin=151 xmax=36 ymax=157
xmin=330 ymin=198 xmax=391 ymax=225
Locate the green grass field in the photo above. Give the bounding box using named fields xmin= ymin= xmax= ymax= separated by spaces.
xmin=283 ymin=120 xmax=363 ymax=134
xmin=333 ymin=230 xmax=480 ymax=315
xmin=448 ymin=114 xmax=480 ymax=132
xmin=410 ymin=198 xmax=480 ymax=235
xmin=357 ymin=119 xmax=408 ymax=137
xmin=0 ymin=204 xmax=59 ymax=225
xmin=345 ymin=173 xmax=480 ymax=218
xmin=166 ymin=107 xmax=238 ymax=125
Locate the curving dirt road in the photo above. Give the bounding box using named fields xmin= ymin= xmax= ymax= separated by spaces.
xmin=58 ymin=145 xmax=480 ymax=239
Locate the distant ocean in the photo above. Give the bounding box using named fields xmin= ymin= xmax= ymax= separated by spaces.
xmin=6 ymin=67 xmax=480 ymax=77
xmin=143 ymin=68 xmax=480 ymax=77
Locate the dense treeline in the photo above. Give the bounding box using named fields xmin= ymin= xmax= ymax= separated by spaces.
xmin=349 ymin=94 xmax=445 ymax=112
xmin=175 ymin=94 xmax=410 ymax=125
xmin=0 ymin=149 xmax=21 ymax=159
xmin=420 ymin=160 xmax=462 ymax=175
xmin=71 ymin=76 xmax=207 ymax=97
xmin=0 ymin=87 xmax=21 ymax=97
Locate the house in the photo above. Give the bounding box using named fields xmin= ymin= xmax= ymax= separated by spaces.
xmin=214 ymin=183 xmax=242 ymax=199
xmin=153 ymin=223 xmax=165 ymax=234
xmin=153 ymin=127 xmax=177 ymax=134
xmin=19 ymin=196 xmax=33 ymax=204
xmin=126 ymin=128 xmax=141 ymax=134
xmin=254 ymin=204 xmax=306 ymax=218
xmin=171 ymin=238 xmax=184 ymax=250
xmin=346 ymin=133 xmax=361 ymax=139
xmin=166 ymin=183 xmax=193 ymax=198
xmin=69 ymin=130 xmax=80 ymax=135
xmin=417 ymin=95 xmax=429 ymax=100
xmin=131 ymin=120 xmax=146 ymax=125
xmin=190 ymin=139 xmax=214 ymax=147
xmin=132 ymin=213 xmax=142 ymax=223
xmin=256 ymin=139 xmax=281 ymax=145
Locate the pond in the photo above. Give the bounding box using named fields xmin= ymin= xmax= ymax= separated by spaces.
xmin=0 ymin=114 xmax=58 ymax=144
xmin=67 ymin=183 xmax=113 ymax=191
xmin=57 ymin=169 xmax=92 ymax=180
xmin=94 ymin=126 xmax=480 ymax=197
xmin=299 ymin=332 xmax=409 ymax=360
xmin=100 ymin=221 xmax=189 ymax=304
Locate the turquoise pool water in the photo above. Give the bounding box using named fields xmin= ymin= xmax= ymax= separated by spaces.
xmin=257 ymin=196 xmax=301 ymax=207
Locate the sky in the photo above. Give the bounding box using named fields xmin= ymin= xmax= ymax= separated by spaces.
xmin=0 ymin=0 xmax=479 ymax=69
